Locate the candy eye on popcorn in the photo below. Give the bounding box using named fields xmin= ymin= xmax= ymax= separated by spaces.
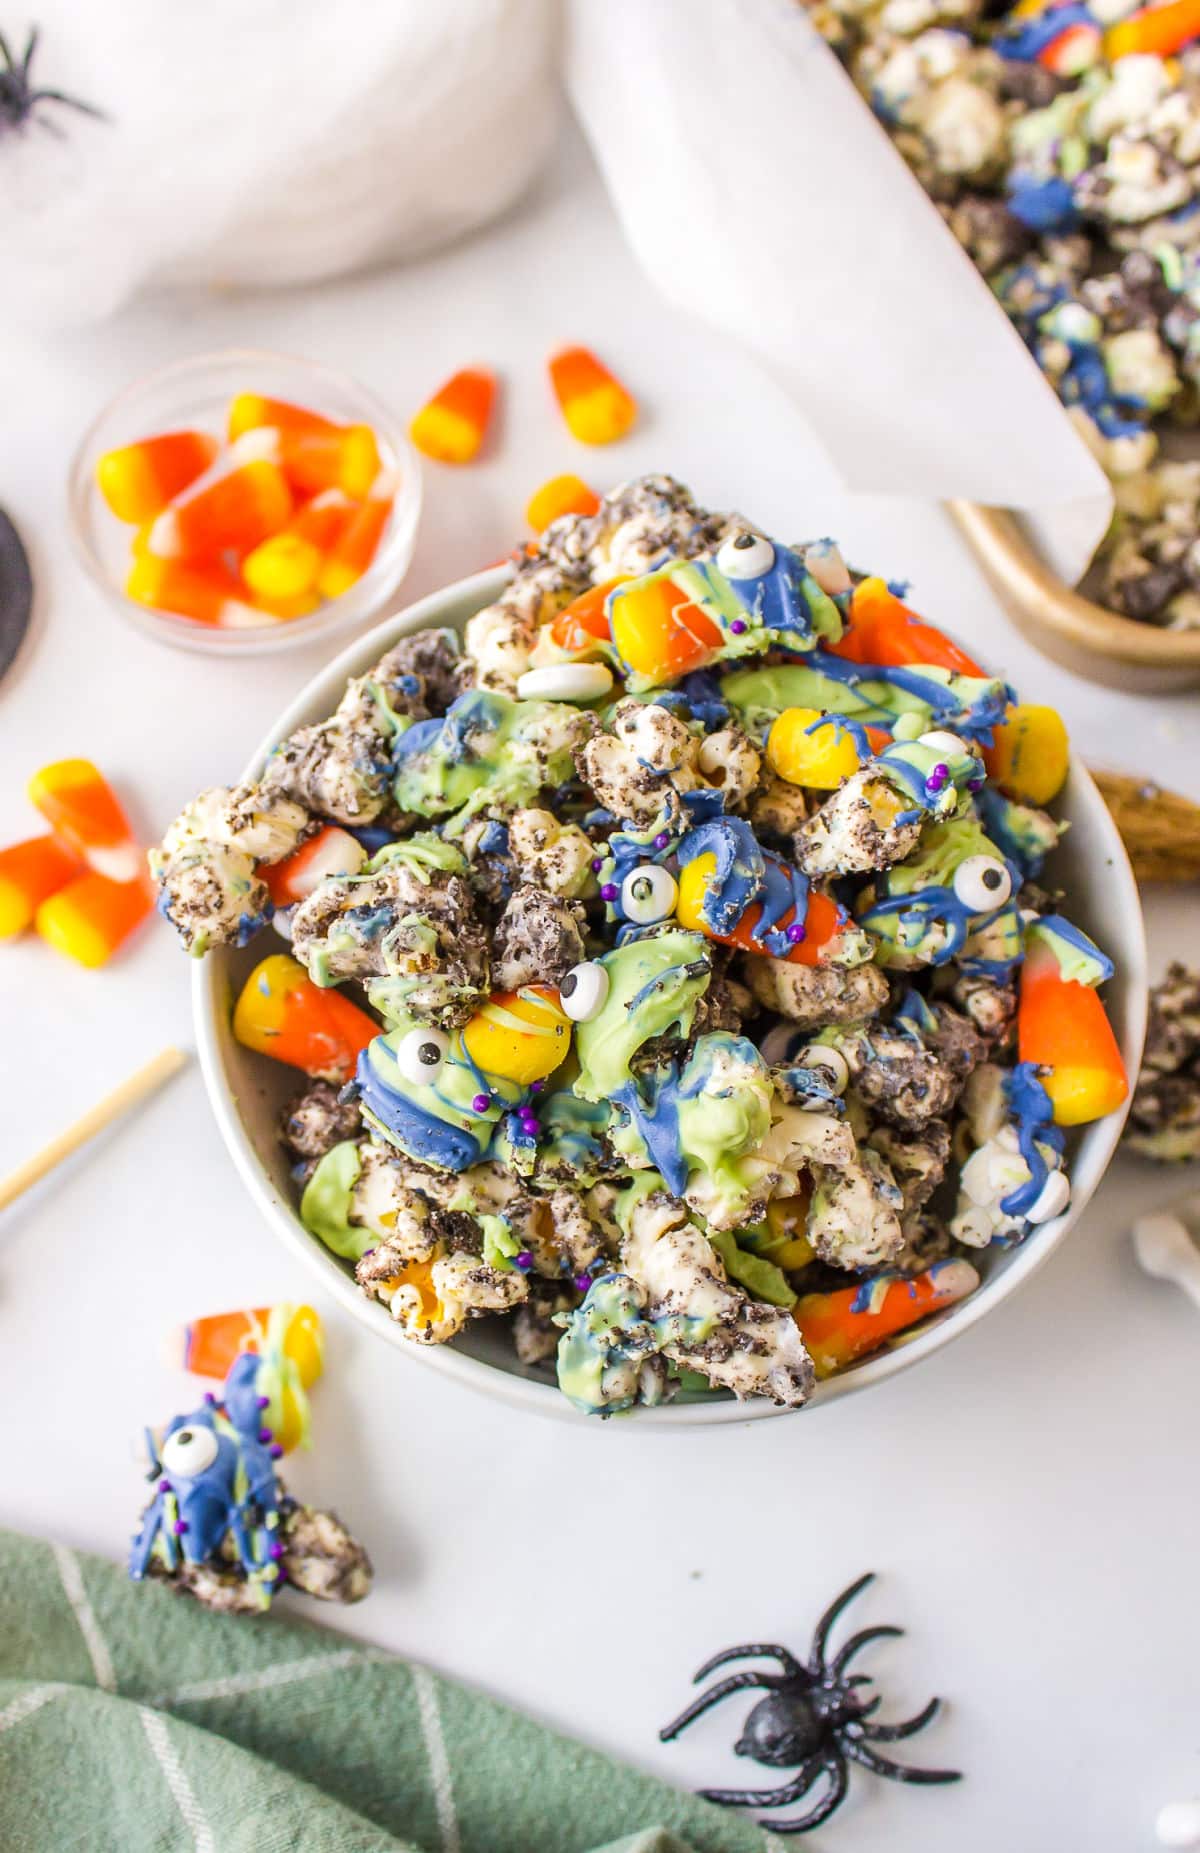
xmin=151 ymin=475 xmax=1126 ymax=1416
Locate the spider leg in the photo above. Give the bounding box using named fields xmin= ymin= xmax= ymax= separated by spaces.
xmin=768 ymin=1754 xmax=849 ymax=1832
xmin=691 ymin=1641 xmax=802 ymax=1683
xmin=853 ymin=1697 xmax=942 ymax=1742
xmin=20 ymin=26 xmax=37 ymax=79
xmin=0 ymin=29 xmax=14 ymax=73
xmin=699 ymin=1758 xmax=824 ymax=1810
xmin=809 ymin=1571 xmax=876 ymax=1672
xmin=659 ymin=1672 xmax=778 ymax=1742
xmin=843 ymin=1737 xmax=961 ymax=1784
xmin=28 ymin=90 xmax=108 ymax=121
xmin=830 ymin=1624 xmax=903 ymax=1679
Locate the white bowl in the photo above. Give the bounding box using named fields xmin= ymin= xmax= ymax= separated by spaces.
xmin=194 ymin=567 xmax=1148 ymax=1425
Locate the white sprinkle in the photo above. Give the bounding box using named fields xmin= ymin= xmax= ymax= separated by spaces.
xmin=516 ymin=663 xmax=613 ymax=702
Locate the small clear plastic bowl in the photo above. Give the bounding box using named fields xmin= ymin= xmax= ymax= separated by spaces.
xmin=67 ymin=347 xmax=422 ymax=656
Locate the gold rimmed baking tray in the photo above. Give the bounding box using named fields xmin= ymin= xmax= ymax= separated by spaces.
xmin=947 ymin=502 xmax=1200 ymax=693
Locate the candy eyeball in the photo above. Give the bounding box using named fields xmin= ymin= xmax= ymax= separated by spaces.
xmin=918 ymin=729 xmax=969 ymax=757
xmin=621 ymin=864 xmax=678 ymax=924
xmin=160 ymin=1424 xmax=219 ymax=1478
xmin=1025 ymin=1168 xmax=1071 ymax=1224
xmin=953 ymin=855 xmax=1013 ymax=912
xmin=395 ymin=1026 xmax=450 ymax=1085
xmin=796 ymin=1044 xmax=850 ymax=1095
xmin=760 ymin=1022 xmax=803 ymax=1066
xmin=717 ymin=530 xmax=776 ymax=580
xmin=559 ymin=960 xmax=610 ymax=1022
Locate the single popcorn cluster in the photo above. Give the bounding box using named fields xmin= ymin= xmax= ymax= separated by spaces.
xmin=153 ymin=475 xmax=1127 ymax=1416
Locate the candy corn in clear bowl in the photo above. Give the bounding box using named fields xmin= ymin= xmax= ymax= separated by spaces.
xmin=68 ymin=350 xmax=422 ymax=656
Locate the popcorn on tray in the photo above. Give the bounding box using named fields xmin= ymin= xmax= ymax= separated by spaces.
xmin=803 ymin=0 xmax=1200 ymax=627
xmin=151 ymin=475 xmax=1128 ymax=1416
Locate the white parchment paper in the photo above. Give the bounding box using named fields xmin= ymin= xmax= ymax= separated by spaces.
xmin=567 ymin=0 xmax=1112 ymax=584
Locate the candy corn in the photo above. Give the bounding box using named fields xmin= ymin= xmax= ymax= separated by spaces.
xmin=983 ymin=703 xmax=1069 ymax=807
xmin=36 ymin=869 xmax=153 ymax=968
xmin=176 ymin=1303 xmax=323 ymax=1385
xmin=676 ymin=851 xmax=845 ymax=967
xmin=0 ymin=834 xmax=82 ymax=939
xmin=95 ymin=430 xmax=219 ymax=524
xmin=173 ymin=1302 xmax=324 ymax=1452
xmin=829 ymin=578 xmax=984 ymax=676
xmin=244 ymin=424 xmax=381 ymax=501
xmin=546 ymin=578 xmax=627 ymax=658
xmin=98 ymin=388 xmax=397 ymax=630
xmin=28 ymin=758 xmax=142 ymax=884
xmin=241 ymin=492 xmax=356 ymax=603
xmin=548 ymin=347 xmax=637 ymax=445
xmin=1018 ymin=936 xmax=1128 ymax=1127
xmin=127 ymin=555 xmax=270 ymax=628
xmin=409 ymin=367 xmax=497 ymax=464
xmin=608 ymin=573 xmax=723 ymax=681
xmin=146 ymin=458 xmax=294 ymax=563
xmin=260 ymin=825 xmax=367 ymax=906
xmin=526 ymin=474 xmax=600 ymax=532
xmin=317 ymin=486 xmax=394 ymax=600
xmin=793 ymin=1259 xmax=980 ymax=1378
xmin=227 ymin=394 xmax=340 ymax=443
xmin=460 ymin=987 xmax=573 ymax=1085
xmin=1105 ymin=0 xmax=1200 ymax=60
xmin=766 ymin=707 xmax=891 ymax=789
xmin=233 ymin=953 xmax=378 ymax=1082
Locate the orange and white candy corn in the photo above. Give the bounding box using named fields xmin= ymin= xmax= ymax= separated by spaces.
xmin=35 ymin=868 xmax=153 ymax=968
xmin=409 ymin=367 xmax=497 ymax=464
xmin=241 ymin=491 xmax=356 ymax=603
xmin=172 ymin=1303 xmax=324 ymax=1453
xmin=233 ymin=953 xmax=378 ymax=1082
xmin=317 ymin=481 xmax=395 ymax=600
xmin=548 ymin=346 xmax=637 ymax=445
xmin=0 ymin=834 xmax=82 ymax=939
xmin=145 ymin=454 xmax=293 ymax=562
xmin=227 ymin=393 xmax=340 ymax=444
xmin=28 ymin=758 xmax=143 ymax=885
xmin=95 ymin=430 xmax=219 ymax=524
xmin=126 ymin=555 xmax=271 ymax=628
xmin=261 ymin=825 xmax=367 ymax=907
xmin=526 ymin=473 xmax=600 ymax=532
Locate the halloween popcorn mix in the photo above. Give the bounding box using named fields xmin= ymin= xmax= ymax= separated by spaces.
xmin=153 ymin=476 xmax=1127 ymax=1414
xmin=806 ymin=0 xmax=1200 ymax=628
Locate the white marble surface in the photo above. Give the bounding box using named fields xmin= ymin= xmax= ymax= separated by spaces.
xmin=2 ymin=126 xmax=1199 ymax=1851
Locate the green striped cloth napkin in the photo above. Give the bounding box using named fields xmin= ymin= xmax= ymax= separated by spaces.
xmin=0 ymin=1529 xmax=781 ymax=1852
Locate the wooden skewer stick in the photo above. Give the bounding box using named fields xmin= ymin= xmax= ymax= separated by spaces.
xmin=0 ymin=1045 xmax=188 ymax=1214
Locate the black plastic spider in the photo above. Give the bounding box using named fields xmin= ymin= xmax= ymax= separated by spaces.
xmin=0 ymin=27 xmax=104 ymax=136
xmin=660 ymin=1573 xmax=961 ymax=1833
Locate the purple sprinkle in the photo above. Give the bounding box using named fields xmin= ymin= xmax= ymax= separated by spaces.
xmin=531 ymin=1080 xmax=544 ymax=1093
xmin=472 ymin=1092 xmax=491 ymax=1113
xmin=276 ymin=1567 xmax=288 ymax=1584
xmin=968 ymin=775 xmax=985 ymax=793
xmin=600 ymin=882 xmax=618 ymax=902
xmin=590 ymin=858 xmax=603 ymax=873
xmin=361 ymin=1247 xmax=375 ymax=1259
xmin=653 ymin=832 xmax=670 ymax=850
xmin=574 ymin=1274 xmax=592 ymax=1293
xmin=256 ymin=1394 xmax=271 ymax=1408
xmin=932 ymin=762 xmax=949 ymax=780
xmin=203 ymin=1392 xmax=217 ymax=1406
xmin=173 ymin=1520 xmax=188 ymax=1536
xmin=258 ymin=1428 xmax=273 ymax=1443
xmin=730 ymin=619 xmax=747 ymax=635
xmin=270 ymin=1541 xmax=284 ymax=1561
xmin=786 ymin=921 xmax=806 ymax=944
xmin=515 ymin=1251 xmax=533 ymax=1271
xmin=158 ymin=1479 xmax=171 ymax=1494
xmin=269 ymin=1444 xmax=284 ymax=1459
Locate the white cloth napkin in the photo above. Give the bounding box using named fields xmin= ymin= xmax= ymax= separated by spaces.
xmin=566 ymin=0 xmax=1112 ymax=584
